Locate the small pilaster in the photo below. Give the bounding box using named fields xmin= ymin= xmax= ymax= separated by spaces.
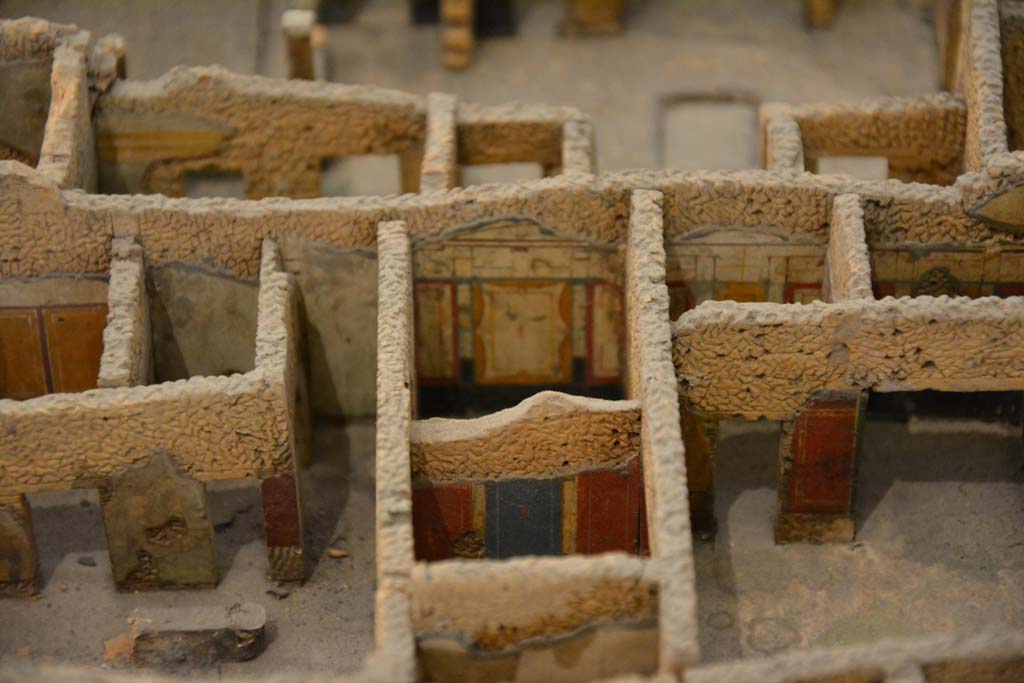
xmin=0 ymin=493 xmax=38 ymax=596
xmin=776 ymin=391 xmax=865 ymax=544
xmin=681 ymin=402 xmax=719 ymax=538
xmin=261 ymin=473 xmax=306 ymax=582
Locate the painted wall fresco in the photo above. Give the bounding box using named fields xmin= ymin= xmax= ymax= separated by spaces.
xmin=411 ymin=460 xmax=647 ymax=562
xmin=412 ymin=219 xmax=623 ymax=415
xmin=0 ymin=304 xmax=107 ymax=399
xmin=665 ymin=229 xmax=826 ymax=319
xmin=870 ymin=246 xmax=1024 ymax=298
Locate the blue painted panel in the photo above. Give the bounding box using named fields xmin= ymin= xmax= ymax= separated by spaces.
xmin=485 ymin=478 xmax=562 ymax=558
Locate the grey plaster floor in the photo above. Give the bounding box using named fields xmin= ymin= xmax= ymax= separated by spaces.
xmin=697 ymin=418 xmax=1024 ymax=662
xmin=2 ymin=418 xmax=1023 ymax=676
xmin=0 ymin=422 xmax=377 ymax=678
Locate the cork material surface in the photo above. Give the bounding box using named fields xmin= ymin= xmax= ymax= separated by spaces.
xmin=626 ymin=189 xmax=700 ymax=672
xmin=826 ymin=194 xmax=873 ymax=302
xmin=410 ymin=392 xmax=640 ymax=482
xmin=410 ymin=555 xmax=655 ymax=651
xmin=95 ymin=67 xmax=426 ymax=198
xmin=371 ymin=220 xmax=418 ymax=682
xmin=673 ymin=296 xmax=1024 ymax=419
xmin=782 ymin=93 xmax=966 ymax=176
xmin=97 ymin=237 xmax=150 ymax=388
xmin=0 ymin=239 xmax=297 ymax=495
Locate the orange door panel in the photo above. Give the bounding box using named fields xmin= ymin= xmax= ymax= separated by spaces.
xmin=0 ymin=309 xmax=47 ymax=399
xmin=42 ymin=305 xmax=107 ymax=393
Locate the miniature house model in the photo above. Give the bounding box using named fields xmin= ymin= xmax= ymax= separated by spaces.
xmin=3 ymin=1 xmax=1024 ymax=681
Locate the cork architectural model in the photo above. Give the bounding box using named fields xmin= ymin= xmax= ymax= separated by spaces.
xmin=3 ymin=0 xmax=1024 ymax=681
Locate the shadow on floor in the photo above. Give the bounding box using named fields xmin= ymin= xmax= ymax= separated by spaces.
xmin=694 ymin=417 xmax=1024 ymax=662
xmin=299 ymin=417 xmax=356 ymax=571
xmin=694 ymin=421 xmax=780 ymax=661
xmin=27 ymin=490 xmax=107 ymax=591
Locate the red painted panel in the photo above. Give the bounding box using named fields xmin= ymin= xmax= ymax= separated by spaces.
xmin=261 ymin=474 xmax=303 ymax=548
xmin=996 ymin=283 xmax=1024 ymax=297
xmin=787 ymin=399 xmax=858 ymax=515
xmin=872 ymin=282 xmax=897 ymax=299
xmin=576 ymin=462 xmax=642 ymax=555
xmin=637 ymin=469 xmax=650 ymax=556
xmin=413 ymin=484 xmax=473 ymax=561
xmin=666 ymin=282 xmax=693 ymax=321
xmin=785 ymin=282 xmax=822 ymax=304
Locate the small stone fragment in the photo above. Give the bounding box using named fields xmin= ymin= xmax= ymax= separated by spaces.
xmin=327 ymin=548 xmax=348 ymax=559
xmin=969 ymin=184 xmax=1024 ymax=233
xmin=266 ymin=587 xmax=290 ymax=600
xmin=103 ymin=633 xmax=131 ymax=663
xmin=129 ymin=602 xmax=266 ymax=669
xmin=102 ymin=452 xmax=218 ymax=590
xmin=77 ymin=556 xmax=97 ymax=567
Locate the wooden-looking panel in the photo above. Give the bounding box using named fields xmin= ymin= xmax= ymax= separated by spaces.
xmin=42 ymin=305 xmax=107 ymax=394
xmin=0 ymin=310 xmax=47 ymax=400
